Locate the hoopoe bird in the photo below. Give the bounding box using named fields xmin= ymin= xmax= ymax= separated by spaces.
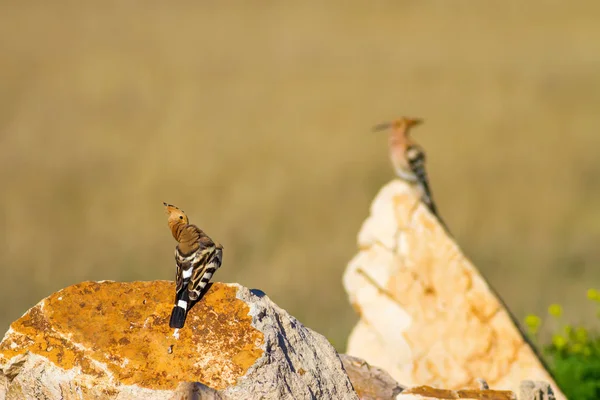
xmin=373 ymin=117 xmax=449 ymax=232
xmin=163 ymin=202 xmax=223 ymax=329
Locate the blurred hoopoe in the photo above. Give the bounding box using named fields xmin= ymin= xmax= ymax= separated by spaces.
xmin=163 ymin=202 xmax=223 ymax=329
xmin=373 ymin=117 xmax=449 ymax=232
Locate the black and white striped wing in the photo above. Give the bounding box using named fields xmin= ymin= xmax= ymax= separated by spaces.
xmin=174 ymin=254 xmax=185 ymax=298
xmin=406 ymin=146 xmax=436 ymax=213
xmin=407 ymin=145 xmax=450 ymax=233
xmin=188 ymin=246 xmax=223 ymax=301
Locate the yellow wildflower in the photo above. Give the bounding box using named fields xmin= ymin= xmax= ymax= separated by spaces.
xmin=524 ymin=314 xmax=541 ymax=334
xmin=552 ymin=334 xmax=566 ymax=349
xmin=548 ymin=304 xmax=563 ymax=318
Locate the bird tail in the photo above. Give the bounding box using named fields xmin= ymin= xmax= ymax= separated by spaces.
xmin=169 ymin=288 xmax=190 ymax=329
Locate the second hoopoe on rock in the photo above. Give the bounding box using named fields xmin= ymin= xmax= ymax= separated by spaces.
xmin=373 ymin=117 xmax=449 ymax=232
xmin=163 ymin=202 xmax=224 ymax=329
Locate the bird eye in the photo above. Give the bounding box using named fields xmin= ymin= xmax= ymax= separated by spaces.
xmin=179 ymin=216 xmax=184 ymax=220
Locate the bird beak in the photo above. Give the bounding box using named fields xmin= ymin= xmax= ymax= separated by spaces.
xmin=372 ymin=122 xmax=392 ymax=132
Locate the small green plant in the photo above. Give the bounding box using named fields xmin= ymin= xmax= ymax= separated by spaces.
xmin=524 ymin=289 xmax=600 ymax=400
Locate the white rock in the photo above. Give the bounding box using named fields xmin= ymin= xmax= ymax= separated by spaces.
xmin=344 ymin=180 xmax=565 ymax=399
xmin=225 ymin=287 xmax=358 ymax=400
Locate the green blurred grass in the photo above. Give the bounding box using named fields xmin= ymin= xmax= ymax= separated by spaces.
xmin=1 ymin=2 xmax=600 ymax=350
xmin=525 ymin=293 xmax=600 ymax=399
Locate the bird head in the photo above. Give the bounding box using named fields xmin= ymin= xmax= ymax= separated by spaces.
xmin=373 ymin=117 xmax=424 ymax=178
xmin=163 ymin=202 xmax=189 ymax=239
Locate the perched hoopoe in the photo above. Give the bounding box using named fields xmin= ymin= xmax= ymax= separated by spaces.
xmin=373 ymin=117 xmax=449 ymax=231
xmin=163 ymin=202 xmax=223 ymax=329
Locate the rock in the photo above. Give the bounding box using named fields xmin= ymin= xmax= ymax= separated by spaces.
xmin=339 ymin=354 xmax=404 ymax=400
xmin=396 ymin=381 xmax=557 ymax=400
xmin=343 ymin=180 xmax=565 ymax=399
xmin=476 ymin=378 xmax=490 ymax=390
xmin=397 ymin=385 xmax=516 ymax=399
xmin=518 ymin=380 xmax=556 ymax=400
xmin=0 ymin=281 xmax=358 ymax=400
xmin=169 ymin=382 xmax=225 ymax=400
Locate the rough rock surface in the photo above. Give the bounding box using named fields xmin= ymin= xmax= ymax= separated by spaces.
xmin=518 ymin=380 xmax=556 ymax=400
xmin=343 ymin=180 xmax=565 ymax=399
xmin=397 ymin=385 xmax=516 ymax=399
xmin=169 ymin=382 xmax=224 ymax=400
xmin=340 ymin=354 xmax=404 ymax=400
xmin=0 ymin=281 xmax=357 ymax=400
xmin=396 ymin=381 xmax=556 ymax=400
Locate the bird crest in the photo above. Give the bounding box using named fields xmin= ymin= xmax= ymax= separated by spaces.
xmin=372 ymin=117 xmax=423 ymax=138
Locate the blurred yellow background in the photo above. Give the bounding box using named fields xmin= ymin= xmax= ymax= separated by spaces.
xmin=1 ymin=2 xmax=600 ymax=349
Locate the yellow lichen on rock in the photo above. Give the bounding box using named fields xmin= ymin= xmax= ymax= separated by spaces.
xmin=400 ymin=385 xmax=516 ymax=400
xmin=1 ymin=280 xmax=359 ymax=400
xmin=0 ymin=281 xmax=264 ymax=391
